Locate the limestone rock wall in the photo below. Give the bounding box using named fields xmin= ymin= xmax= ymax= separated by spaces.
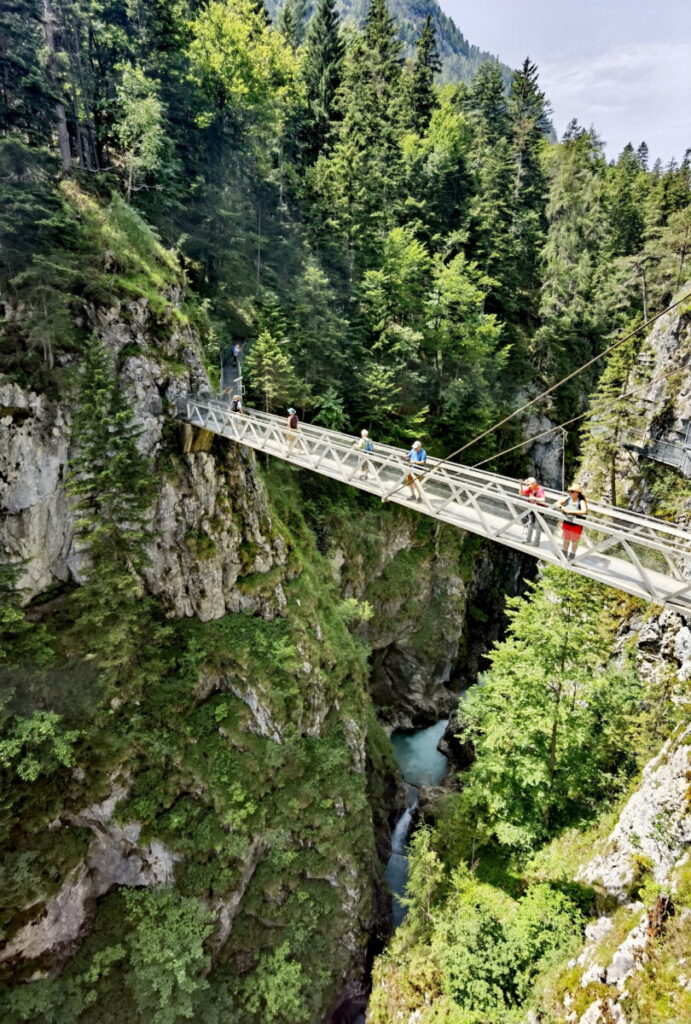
xmin=0 ymin=296 xmax=288 ymax=620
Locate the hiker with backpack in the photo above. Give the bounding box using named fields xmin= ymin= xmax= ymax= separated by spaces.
xmin=285 ymin=407 xmax=300 ymax=455
xmin=555 ymin=485 xmax=588 ymax=562
xmin=230 ymin=394 xmax=243 ymax=414
xmin=405 ymin=440 xmax=427 ymax=502
xmin=352 ymin=429 xmax=374 ymax=479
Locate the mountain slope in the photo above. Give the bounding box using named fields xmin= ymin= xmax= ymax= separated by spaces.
xmin=270 ymin=0 xmax=514 ymax=83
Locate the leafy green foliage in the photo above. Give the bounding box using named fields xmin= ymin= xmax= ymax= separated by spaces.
xmin=0 ymin=711 xmax=80 ymax=782
xmin=124 ymin=889 xmax=213 ymax=1024
xmin=461 ymin=569 xmax=642 ymax=849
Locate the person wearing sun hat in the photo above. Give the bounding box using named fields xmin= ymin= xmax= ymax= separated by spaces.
xmin=555 ymin=484 xmax=588 ymax=562
xmin=285 ymin=406 xmax=299 ymax=454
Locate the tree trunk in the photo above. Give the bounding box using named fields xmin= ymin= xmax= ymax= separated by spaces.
xmin=42 ymin=0 xmax=72 ymax=173
xmin=544 ymin=681 xmax=562 ymax=828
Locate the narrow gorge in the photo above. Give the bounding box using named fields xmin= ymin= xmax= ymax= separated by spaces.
xmin=1 ymin=0 xmax=690 ymax=1022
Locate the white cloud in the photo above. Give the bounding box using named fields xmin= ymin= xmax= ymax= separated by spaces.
xmin=539 ymin=42 xmax=691 ymax=161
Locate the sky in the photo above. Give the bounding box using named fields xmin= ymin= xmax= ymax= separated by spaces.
xmin=438 ymin=0 xmax=691 ymax=165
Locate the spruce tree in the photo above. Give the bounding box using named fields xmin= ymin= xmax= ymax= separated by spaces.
xmin=507 ymin=58 xmax=550 ymax=318
xmin=300 ymin=0 xmax=344 ymax=162
xmin=68 ymin=335 xmax=157 ymax=684
xmin=468 ymin=61 xmax=509 ymax=145
xmin=278 ymin=0 xmax=308 ymax=48
xmin=532 ymin=121 xmax=608 ymax=381
xmin=315 ymin=0 xmax=403 ymax=275
xmin=402 ymin=15 xmax=441 ymax=133
xmin=243 ymin=330 xmax=302 ymax=413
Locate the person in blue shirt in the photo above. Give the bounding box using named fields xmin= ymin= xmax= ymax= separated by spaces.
xmin=405 ymin=440 xmax=427 ymax=501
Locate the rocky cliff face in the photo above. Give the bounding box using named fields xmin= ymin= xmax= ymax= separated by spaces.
xmin=580 ymin=291 xmax=691 ymax=514
xmin=0 ymin=296 xmax=290 ymax=619
xmin=326 ymin=509 xmax=529 ymax=730
xmin=0 ymin=291 xmax=390 ymax=1020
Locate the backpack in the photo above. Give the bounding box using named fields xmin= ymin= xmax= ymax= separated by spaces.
xmin=231 ymin=399 xmax=241 ymax=412
xmin=289 ymin=414 xmax=299 ymax=429
xmin=363 ymin=439 xmax=374 ymax=453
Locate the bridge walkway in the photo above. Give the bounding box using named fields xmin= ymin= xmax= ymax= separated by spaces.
xmin=177 ymin=395 xmax=691 ymax=617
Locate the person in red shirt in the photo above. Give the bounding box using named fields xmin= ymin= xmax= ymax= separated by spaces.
xmin=519 ymin=476 xmax=546 ymax=546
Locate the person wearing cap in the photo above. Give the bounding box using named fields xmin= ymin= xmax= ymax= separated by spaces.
xmin=230 ymin=394 xmax=243 ymax=414
xmin=555 ymin=485 xmax=588 ymax=561
xmin=352 ymin=429 xmax=374 ymax=479
xmin=519 ymin=476 xmax=546 ymax=546
xmin=405 ymin=440 xmax=427 ymax=501
xmin=285 ymin=407 xmax=299 ymax=454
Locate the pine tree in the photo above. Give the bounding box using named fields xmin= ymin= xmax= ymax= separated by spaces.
xmin=313 ymin=0 xmax=403 ymax=275
xmin=402 ymin=15 xmax=441 ymax=133
xmin=67 ymin=335 xmax=158 ymax=684
xmin=604 ymin=143 xmax=647 ymax=258
xmin=532 ymin=121 xmax=608 ymax=379
xmin=507 ymin=58 xmax=550 ymax=317
xmin=468 ymin=61 xmax=509 ymax=145
xmin=278 ymin=0 xmax=307 ymax=48
xmin=299 ymin=0 xmax=344 ymax=162
xmin=243 ymin=329 xmax=302 ymax=412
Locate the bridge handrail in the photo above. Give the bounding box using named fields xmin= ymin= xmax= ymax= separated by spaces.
xmin=185 ymin=395 xmax=691 ymax=553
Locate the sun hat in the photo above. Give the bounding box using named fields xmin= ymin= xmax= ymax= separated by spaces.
xmin=567 ymin=484 xmax=585 ymax=496
xmin=287 ymin=407 xmax=296 ymax=414
xmin=525 ymin=476 xmax=537 ymax=485
xmin=361 ymin=429 xmax=369 ymax=436
xmin=412 ymin=440 xmax=422 ymax=449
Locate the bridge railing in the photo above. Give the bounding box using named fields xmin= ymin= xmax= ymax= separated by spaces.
xmin=177 ymin=395 xmax=691 ymax=614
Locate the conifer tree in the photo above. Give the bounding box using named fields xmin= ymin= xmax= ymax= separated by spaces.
xmin=507 ymin=58 xmax=550 ymax=316
xmin=314 ymin=0 xmax=403 ymax=274
xmin=604 ymin=143 xmax=647 ymax=258
xmin=468 ymin=61 xmax=509 ymax=145
xmin=243 ymin=329 xmax=302 ymax=412
xmin=402 ymin=15 xmax=441 ymax=133
xmin=278 ymin=0 xmax=307 ymax=48
xmin=300 ymin=0 xmax=344 ymax=162
xmin=68 ymin=335 xmax=157 ymax=684
xmin=533 ymin=121 xmax=608 ymax=378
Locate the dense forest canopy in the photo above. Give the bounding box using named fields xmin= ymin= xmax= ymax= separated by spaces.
xmin=2 ymin=0 xmax=689 ymax=467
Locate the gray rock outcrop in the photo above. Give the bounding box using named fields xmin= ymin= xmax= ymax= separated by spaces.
xmin=0 ymin=783 xmax=180 ymax=971
xmin=578 ymin=723 xmax=691 ymax=895
xmin=0 ymin=296 xmax=289 ymax=620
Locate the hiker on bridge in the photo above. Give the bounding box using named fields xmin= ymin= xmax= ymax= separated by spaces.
xmin=352 ymin=429 xmax=374 ymax=479
xmin=285 ymin=407 xmax=300 ymax=455
xmin=405 ymin=440 xmax=427 ymax=502
xmin=519 ymin=476 xmax=546 ymax=546
xmin=230 ymin=394 xmax=243 ymax=414
xmin=555 ymin=485 xmax=588 ymax=562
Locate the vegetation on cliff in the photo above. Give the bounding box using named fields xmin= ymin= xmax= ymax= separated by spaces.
xmin=1 ymin=0 xmax=690 ymax=1021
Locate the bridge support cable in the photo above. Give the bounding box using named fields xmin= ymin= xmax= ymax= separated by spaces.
xmin=177 ymin=396 xmax=691 ymax=616
xmin=471 ymin=363 xmax=685 ymax=470
xmin=380 ymin=291 xmax=691 ymax=504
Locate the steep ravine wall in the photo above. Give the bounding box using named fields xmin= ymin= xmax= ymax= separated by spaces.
xmin=0 ymin=294 xmax=384 ymax=1020
xmin=0 ymin=286 xmax=525 ymax=1019
xmin=326 ymin=507 xmax=530 ymax=730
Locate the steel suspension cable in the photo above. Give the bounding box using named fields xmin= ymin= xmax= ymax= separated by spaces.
xmin=381 ymin=291 xmax=691 ymax=502
xmin=471 ymin=364 xmax=684 ymax=469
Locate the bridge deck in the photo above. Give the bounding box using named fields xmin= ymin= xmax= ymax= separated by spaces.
xmin=177 ymin=396 xmax=691 ymax=617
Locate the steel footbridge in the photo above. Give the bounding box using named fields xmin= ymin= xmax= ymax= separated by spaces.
xmin=177 ymin=395 xmax=691 ymax=617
